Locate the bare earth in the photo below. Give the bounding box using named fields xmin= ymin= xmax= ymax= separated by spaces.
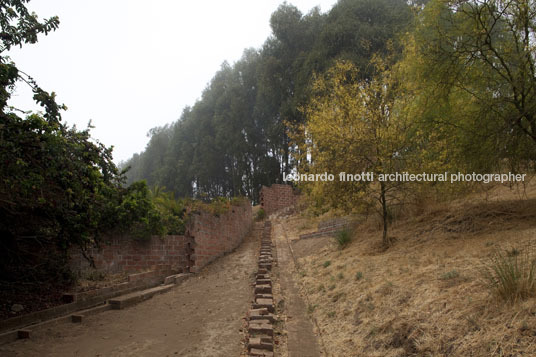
xmin=0 ymin=224 xmax=262 ymax=357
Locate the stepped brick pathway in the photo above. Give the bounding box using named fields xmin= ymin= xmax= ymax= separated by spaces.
xmin=0 ymin=224 xmax=263 ymax=357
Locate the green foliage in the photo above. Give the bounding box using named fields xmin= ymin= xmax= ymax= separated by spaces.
xmin=335 ymin=229 xmax=352 ymax=249
xmin=327 ymin=311 xmax=336 ymax=318
xmin=256 ymin=208 xmax=266 ymax=221
xmin=355 ymin=271 xmax=364 ymax=281
xmin=299 ymin=57 xmax=409 ymax=245
xmin=123 ymin=0 xmax=415 ymax=204
xmin=440 ymin=270 xmax=460 ymax=280
xmin=399 ymin=0 xmax=536 ymax=174
xmin=323 ymin=260 xmax=331 ymax=268
xmin=483 ymin=245 xmax=536 ymax=303
xmin=115 ymin=181 xmax=164 ymax=241
xmin=0 ymin=0 xmax=60 ymax=52
xmin=150 ymin=185 xmax=186 ymax=235
xmin=0 ymin=1 xmax=165 ymax=285
xmin=186 ymin=196 xmax=248 ymax=217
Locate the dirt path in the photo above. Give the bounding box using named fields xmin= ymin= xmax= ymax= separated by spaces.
xmin=0 ymin=223 xmax=263 ymax=357
xmin=272 ymin=217 xmax=323 ymax=357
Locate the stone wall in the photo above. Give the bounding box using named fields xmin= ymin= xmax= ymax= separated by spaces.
xmin=259 ymin=184 xmax=296 ymax=215
xmin=70 ymin=202 xmax=252 ymax=274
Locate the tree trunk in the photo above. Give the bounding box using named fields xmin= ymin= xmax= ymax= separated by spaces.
xmin=380 ymin=181 xmax=389 ymax=247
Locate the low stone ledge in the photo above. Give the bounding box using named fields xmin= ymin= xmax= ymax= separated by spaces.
xmin=109 ymin=284 xmax=173 ymax=310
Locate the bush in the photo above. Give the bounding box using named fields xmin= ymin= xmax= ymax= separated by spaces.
xmin=440 ymin=270 xmax=460 ymax=280
xmin=149 ymin=186 xmax=186 ymax=235
xmin=256 ymin=208 xmax=266 ymax=221
xmin=335 ymin=229 xmax=352 ymax=249
xmin=483 ymin=245 xmax=536 ymax=303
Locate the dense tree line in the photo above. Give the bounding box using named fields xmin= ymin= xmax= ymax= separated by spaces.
xmin=124 ymin=0 xmax=414 ymax=203
xmin=128 ymin=0 xmax=535 ymax=243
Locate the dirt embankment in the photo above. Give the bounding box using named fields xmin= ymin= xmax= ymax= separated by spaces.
xmin=286 ymin=183 xmax=536 ymax=356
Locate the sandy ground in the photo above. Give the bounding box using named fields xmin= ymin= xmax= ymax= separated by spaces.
xmin=0 ymin=223 xmax=263 ymax=357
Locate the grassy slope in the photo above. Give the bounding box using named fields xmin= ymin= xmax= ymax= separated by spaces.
xmin=285 ymin=182 xmax=536 ymax=356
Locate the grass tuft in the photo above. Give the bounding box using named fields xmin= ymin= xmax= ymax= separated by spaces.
xmin=482 ymin=244 xmax=536 ymax=303
xmin=335 ymin=229 xmax=352 ymax=249
xmin=255 ymin=208 xmax=266 ymax=221
xmin=440 ymin=270 xmax=460 ymax=280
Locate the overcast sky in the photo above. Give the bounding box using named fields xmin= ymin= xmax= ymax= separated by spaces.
xmin=7 ymin=0 xmax=338 ymax=163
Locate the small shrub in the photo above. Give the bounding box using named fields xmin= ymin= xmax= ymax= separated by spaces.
xmin=328 ymin=283 xmax=336 ymax=291
xmin=440 ymin=270 xmax=460 ymax=280
xmin=327 ymin=311 xmax=336 ymax=318
xmin=335 ymin=229 xmax=352 ymax=249
xmin=256 ymin=208 xmax=266 ymax=221
xmin=355 ymin=271 xmax=364 ymax=281
xmin=308 ymin=304 xmax=318 ymax=313
xmin=483 ymin=245 xmax=536 ymax=303
xmin=318 ymin=284 xmax=326 ymax=292
xmin=337 ymin=272 xmax=344 ymax=280
xmin=323 ymin=260 xmax=331 ymax=268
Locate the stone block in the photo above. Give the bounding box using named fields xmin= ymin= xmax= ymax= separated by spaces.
xmin=254 ymin=284 xmax=272 ymax=294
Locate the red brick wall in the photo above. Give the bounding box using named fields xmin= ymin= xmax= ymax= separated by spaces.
xmin=260 ymin=184 xmax=296 ymax=215
xmin=70 ymin=235 xmax=194 ymax=274
xmin=188 ymin=201 xmax=252 ymax=272
xmin=70 ymin=201 xmax=252 ymax=274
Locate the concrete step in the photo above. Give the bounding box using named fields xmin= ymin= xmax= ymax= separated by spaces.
xmin=109 ymin=284 xmax=173 ymax=310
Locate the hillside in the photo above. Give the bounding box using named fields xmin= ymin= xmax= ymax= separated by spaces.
xmin=276 ymin=181 xmax=536 ymax=356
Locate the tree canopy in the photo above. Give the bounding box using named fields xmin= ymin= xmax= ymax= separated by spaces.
xmin=124 ymin=0 xmax=415 ymax=204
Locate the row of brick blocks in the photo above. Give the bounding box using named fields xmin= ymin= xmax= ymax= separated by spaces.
xmin=247 ymin=220 xmax=276 ymax=357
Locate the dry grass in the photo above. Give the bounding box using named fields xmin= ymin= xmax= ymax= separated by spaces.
xmin=288 ymin=182 xmax=536 ymax=356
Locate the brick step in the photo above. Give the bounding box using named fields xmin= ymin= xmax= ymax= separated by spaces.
xmin=109 ymin=284 xmax=173 ymax=310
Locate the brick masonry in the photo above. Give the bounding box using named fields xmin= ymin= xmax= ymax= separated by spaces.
xmin=187 ymin=202 xmax=252 ymax=272
xmin=70 ymin=201 xmax=252 ymax=275
xmin=259 ymin=184 xmax=297 ymax=216
xmin=70 ymin=235 xmax=193 ymax=274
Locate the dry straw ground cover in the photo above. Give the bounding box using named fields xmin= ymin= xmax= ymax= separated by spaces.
xmin=288 ymin=182 xmax=536 ymax=356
